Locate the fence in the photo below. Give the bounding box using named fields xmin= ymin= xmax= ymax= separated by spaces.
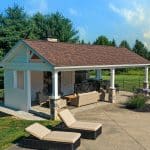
xmin=115 ymin=78 xmax=145 ymax=92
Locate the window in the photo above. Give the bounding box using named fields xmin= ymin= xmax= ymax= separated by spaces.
xmin=14 ymin=71 xmax=24 ymax=89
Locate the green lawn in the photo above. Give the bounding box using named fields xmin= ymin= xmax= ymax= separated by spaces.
xmin=102 ymin=74 xmax=145 ymax=91
xmin=0 ymin=112 xmax=59 ymax=150
xmin=89 ymin=68 xmax=148 ymax=92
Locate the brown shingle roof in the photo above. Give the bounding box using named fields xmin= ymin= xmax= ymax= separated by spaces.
xmin=23 ymin=40 xmax=150 ymax=67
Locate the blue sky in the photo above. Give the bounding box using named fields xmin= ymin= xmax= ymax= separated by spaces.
xmin=0 ymin=0 xmax=150 ymax=49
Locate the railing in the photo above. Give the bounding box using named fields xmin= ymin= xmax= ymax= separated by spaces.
xmin=102 ymin=79 xmax=146 ymax=92
xmin=115 ymin=79 xmax=145 ymax=92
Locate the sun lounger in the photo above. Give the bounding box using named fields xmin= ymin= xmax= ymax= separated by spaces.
xmin=19 ymin=123 xmax=81 ymax=150
xmin=57 ymin=109 xmax=102 ymax=139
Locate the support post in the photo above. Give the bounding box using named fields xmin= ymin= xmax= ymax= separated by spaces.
xmin=95 ymin=69 xmax=102 ymax=80
xmin=51 ymin=70 xmax=60 ymax=120
xmin=109 ymin=68 xmax=116 ymax=103
xmin=143 ymin=66 xmax=149 ymax=89
xmin=25 ymin=70 xmax=31 ymax=111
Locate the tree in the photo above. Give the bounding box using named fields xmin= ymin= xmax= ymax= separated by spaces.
xmin=78 ymin=39 xmax=85 ymax=44
xmin=0 ymin=5 xmax=79 ymax=55
xmin=110 ymin=39 xmax=116 ymax=47
xmin=32 ymin=12 xmax=79 ymax=42
xmin=133 ymin=40 xmax=148 ymax=59
xmin=93 ymin=36 xmax=116 ymax=46
xmin=0 ymin=4 xmax=31 ymax=54
xmin=119 ymin=40 xmax=131 ymax=50
xmin=93 ymin=35 xmax=110 ymax=45
xmin=31 ymin=12 xmax=47 ymax=39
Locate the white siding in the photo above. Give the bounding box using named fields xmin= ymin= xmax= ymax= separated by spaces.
xmin=4 ymin=70 xmax=29 ymax=111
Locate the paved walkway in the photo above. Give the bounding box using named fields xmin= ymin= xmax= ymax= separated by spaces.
xmin=0 ymin=106 xmax=45 ymax=120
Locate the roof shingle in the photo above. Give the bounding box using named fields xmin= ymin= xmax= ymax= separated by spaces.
xmin=23 ymin=40 xmax=150 ymax=67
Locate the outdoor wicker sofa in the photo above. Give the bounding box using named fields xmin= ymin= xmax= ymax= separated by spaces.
xmin=57 ymin=109 xmax=102 ymax=139
xmin=69 ymin=91 xmax=100 ymax=107
xmin=19 ymin=123 xmax=81 ymax=150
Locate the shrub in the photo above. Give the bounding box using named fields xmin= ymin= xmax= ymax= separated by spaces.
xmin=125 ymin=94 xmax=148 ymax=109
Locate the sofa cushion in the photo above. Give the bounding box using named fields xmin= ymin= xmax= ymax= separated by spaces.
xmin=59 ymin=109 xmax=76 ymax=127
xmin=25 ymin=123 xmax=51 ymax=140
xmin=70 ymin=121 xmax=102 ymax=131
xmin=43 ymin=131 xmax=81 ymax=143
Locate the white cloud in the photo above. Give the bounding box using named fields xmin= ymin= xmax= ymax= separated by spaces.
xmin=143 ymin=31 xmax=150 ymax=39
xmin=143 ymin=41 xmax=150 ymax=49
xmin=78 ymin=26 xmax=87 ymax=40
xmin=109 ymin=3 xmax=145 ymax=25
xmin=69 ymin=8 xmax=78 ymax=16
xmin=27 ymin=0 xmax=48 ymax=14
xmin=109 ymin=2 xmax=150 ymax=50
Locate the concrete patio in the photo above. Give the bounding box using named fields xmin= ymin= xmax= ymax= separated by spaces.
xmin=8 ymin=91 xmax=150 ymax=150
xmin=77 ymin=103 xmax=150 ymax=150
xmin=30 ymin=91 xmax=134 ymax=117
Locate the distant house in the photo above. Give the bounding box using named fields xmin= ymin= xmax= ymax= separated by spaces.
xmin=1 ymin=39 xmax=150 ymax=119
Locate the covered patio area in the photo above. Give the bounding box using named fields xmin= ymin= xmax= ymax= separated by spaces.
xmin=30 ymin=91 xmax=133 ymax=119
xmin=2 ymin=39 xmax=150 ymax=120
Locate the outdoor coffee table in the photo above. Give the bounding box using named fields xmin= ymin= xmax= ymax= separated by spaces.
xmin=64 ymin=95 xmax=78 ymax=105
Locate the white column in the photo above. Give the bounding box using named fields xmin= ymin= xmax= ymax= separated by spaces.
xmin=13 ymin=70 xmax=17 ymax=88
xmin=144 ymin=66 xmax=149 ymax=89
xmin=25 ymin=70 xmax=31 ymax=110
xmin=96 ymin=69 xmax=102 ymax=80
xmin=144 ymin=66 xmax=149 ymax=83
xmin=110 ymin=68 xmax=115 ymax=89
xmin=52 ymin=70 xmax=59 ymax=99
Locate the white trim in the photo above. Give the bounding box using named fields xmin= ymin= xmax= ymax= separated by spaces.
xmin=54 ymin=64 xmax=150 ymax=71
xmin=2 ymin=40 xmax=23 ymax=63
xmin=25 ymin=70 xmax=31 ymax=110
xmin=13 ymin=71 xmax=17 ymax=88
xmin=52 ymin=71 xmax=60 ymax=99
xmin=1 ymin=40 xmax=55 ymax=69
xmin=3 ymin=62 xmax=53 ymax=71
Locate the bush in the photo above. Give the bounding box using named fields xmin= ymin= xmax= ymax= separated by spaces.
xmin=125 ymin=94 xmax=148 ymax=109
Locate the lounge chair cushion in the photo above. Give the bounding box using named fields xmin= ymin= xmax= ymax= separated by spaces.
xmin=25 ymin=123 xmax=51 ymax=140
xmin=70 ymin=121 xmax=102 ymax=131
xmin=59 ymin=109 xmax=76 ymax=127
xmin=43 ymin=131 xmax=81 ymax=143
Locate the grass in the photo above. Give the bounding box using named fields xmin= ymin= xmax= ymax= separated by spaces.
xmin=0 ymin=112 xmax=60 ymax=150
xmin=102 ymin=74 xmax=145 ymax=92
xmin=89 ymin=68 xmax=148 ymax=92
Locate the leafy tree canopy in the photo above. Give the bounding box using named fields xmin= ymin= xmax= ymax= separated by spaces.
xmin=93 ymin=36 xmax=116 ymax=47
xmin=119 ymin=40 xmax=131 ymax=50
xmin=133 ymin=40 xmax=148 ymax=59
xmin=0 ymin=4 xmax=30 ymax=54
xmin=0 ymin=5 xmax=79 ymax=56
xmin=31 ymin=12 xmax=79 ymax=42
xmin=93 ymin=35 xmax=109 ymax=45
